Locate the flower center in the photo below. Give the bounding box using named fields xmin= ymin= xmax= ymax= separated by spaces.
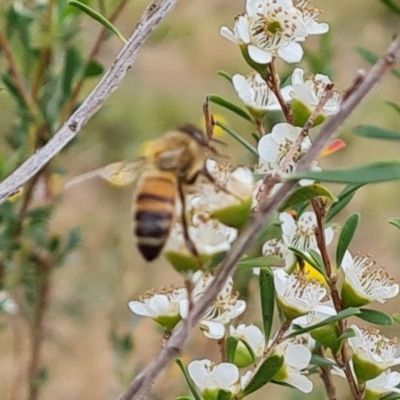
xmin=361 ymin=328 xmax=398 ymax=359
xmin=284 ymin=272 xmax=326 ymax=307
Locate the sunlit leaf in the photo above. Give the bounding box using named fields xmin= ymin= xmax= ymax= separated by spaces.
xmin=175 ymin=359 xmax=201 ymax=400
xmin=353 ymin=125 xmax=400 ymax=141
xmin=259 ymin=268 xmax=275 ymax=343
xmin=279 ymin=184 xmax=337 ymax=212
xmin=68 ymin=1 xmax=127 ymax=43
xmin=209 ymin=94 xmax=253 ymax=122
xmin=216 ymin=122 xmax=258 ymax=156
xmin=242 ymin=355 xmax=284 ymax=396
xmin=336 ymin=213 xmax=360 ymax=269
xmin=357 ymin=308 xmax=394 ymax=326
xmin=289 ymin=161 xmax=400 ymax=184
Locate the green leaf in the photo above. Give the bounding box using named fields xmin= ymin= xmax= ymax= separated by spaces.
xmin=310 ymin=354 xmax=337 ymax=367
xmin=65 ymin=227 xmax=82 ymax=252
xmin=84 ymin=59 xmax=104 ymax=77
xmin=209 ymin=94 xmax=253 ymax=122
xmin=355 ymin=46 xmax=400 ymax=79
xmin=353 ymin=125 xmax=400 ymax=141
xmin=216 ymin=121 xmax=258 ymax=156
xmin=211 ymin=198 xmax=252 ymax=230
xmin=357 ymin=309 xmax=394 ymax=326
xmin=175 ymin=397 xmax=192 ymax=400
xmin=286 ymin=308 xmax=361 ymax=338
xmin=289 ymin=161 xmax=400 ymax=184
xmin=326 ymin=183 xmax=364 ymax=222
xmin=226 ymin=336 xmax=239 ymax=363
xmin=242 ymin=355 xmax=284 ymax=396
xmin=259 ymin=268 xmax=275 ymax=343
xmin=385 ymin=100 xmax=400 ymax=116
xmin=381 ymin=393 xmax=400 ymax=400
xmin=175 ymin=358 xmax=201 ymax=400
xmin=279 ymin=184 xmax=337 ymax=212
xmin=389 ymin=218 xmax=400 ymax=230
xmin=337 ymin=328 xmax=356 ymax=341
xmin=217 ymin=70 xmax=233 ymax=83
xmin=308 ymin=249 xmax=326 ymax=274
xmin=238 ymin=255 xmax=283 ymax=269
xmin=67 ymin=1 xmax=127 ymax=43
xmin=380 ymin=0 xmax=400 ymax=15
xmin=61 ymin=46 xmax=83 ymax=106
xmin=336 ymin=213 xmax=360 ymax=268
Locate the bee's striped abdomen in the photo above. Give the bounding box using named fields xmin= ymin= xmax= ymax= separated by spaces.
xmin=134 ymin=173 xmax=176 ymax=261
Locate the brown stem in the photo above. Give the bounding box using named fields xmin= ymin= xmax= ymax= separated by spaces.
xmin=217 ymin=336 xmax=227 ymax=362
xmin=311 ymin=198 xmax=361 ymax=399
xmin=265 ymin=60 xmax=293 ymax=124
xmin=255 ymin=117 xmax=266 ymax=136
xmin=263 ymin=319 xmax=290 ymax=358
xmin=318 ymin=346 xmax=337 ymax=400
xmin=26 ymin=250 xmax=54 ymax=400
xmin=62 ymin=0 xmax=130 ymax=120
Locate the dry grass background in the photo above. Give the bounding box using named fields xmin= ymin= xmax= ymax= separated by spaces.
xmin=1 ymin=0 xmax=400 ymax=399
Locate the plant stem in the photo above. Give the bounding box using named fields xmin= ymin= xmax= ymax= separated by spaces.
xmin=318 ymin=346 xmax=337 ymax=400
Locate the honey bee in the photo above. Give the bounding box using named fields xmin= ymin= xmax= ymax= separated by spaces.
xmin=66 ymin=122 xmax=223 ymax=262
xmin=134 ymin=124 xmax=217 ymax=261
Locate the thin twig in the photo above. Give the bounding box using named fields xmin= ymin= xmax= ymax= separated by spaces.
xmin=263 ymin=320 xmax=290 ymax=358
xmin=265 ymin=60 xmax=293 ymax=124
xmin=117 ymin=34 xmax=400 ymax=400
xmin=0 ymin=0 xmax=181 ymax=204
xmin=318 ymin=346 xmax=337 ymax=400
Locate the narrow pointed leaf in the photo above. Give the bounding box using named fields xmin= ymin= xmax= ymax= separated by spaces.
xmin=337 ymin=328 xmax=356 ymax=341
xmin=216 ymin=122 xmax=258 ymax=156
xmin=259 ymin=268 xmax=275 ymax=343
xmin=381 ymin=394 xmax=400 ymax=400
xmin=326 ymin=183 xmax=364 ymax=222
xmin=238 ymin=255 xmax=283 ymax=269
xmin=217 ymin=70 xmax=233 ymax=83
xmin=242 ymin=355 xmax=284 ymax=396
xmin=279 ymin=184 xmax=337 ymax=212
xmin=68 ymin=1 xmax=127 ymax=43
xmin=380 ymin=0 xmax=400 ymax=15
xmin=210 ymin=94 xmax=253 ymax=122
xmin=289 ymin=161 xmax=400 ymax=184
xmin=226 ymin=336 xmax=239 ymax=363
xmin=353 ymin=125 xmax=400 ymax=141
xmin=289 ymin=247 xmax=328 ymax=281
xmin=357 ymin=308 xmax=393 ymax=326
xmin=336 ymin=213 xmax=360 ymax=268
xmin=175 ymin=358 xmax=201 ymax=400
xmin=308 ymin=249 xmax=326 ymax=274
xmin=175 ymin=397 xmax=192 ymax=400
xmin=393 ymin=313 xmax=400 ymax=324
xmin=286 ymin=308 xmax=361 ymax=338
xmin=389 ymin=218 xmax=400 ymax=230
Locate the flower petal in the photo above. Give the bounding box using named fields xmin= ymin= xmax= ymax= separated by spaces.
xmin=248 ymin=45 xmax=272 ymax=64
xmin=278 ymin=42 xmax=304 ymax=63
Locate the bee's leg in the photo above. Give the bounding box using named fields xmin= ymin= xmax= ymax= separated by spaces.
xmin=178 ymin=181 xmax=200 ymax=310
xmin=199 ymin=169 xmax=243 ymax=202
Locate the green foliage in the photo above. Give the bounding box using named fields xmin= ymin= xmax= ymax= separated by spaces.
xmin=175 ymin=359 xmax=202 ymax=400
xmin=336 ymin=213 xmax=360 ymax=269
xmin=209 ymin=94 xmax=253 ymax=122
xmin=259 ymin=268 xmax=275 ymax=343
xmin=357 ymin=309 xmax=394 ymax=326
xmin=353 ymin=125 xmax=400 ymax=141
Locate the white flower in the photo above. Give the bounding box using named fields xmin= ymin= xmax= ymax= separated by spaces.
xmin=169 ymin=218 xmax=237 ymax=256
xmin=220 ymin=1 xmax=308 ymax=64
xmin=280 ymin=211 xmax=334 ymax=254
xmin=274 ymin=269 xmax=327 ymax=319
xmin=366 ymin=370 xmax=400 ymax=397
xmin=348 ymin=325 xmax=400 ymax=381
xmin=293 ymin=302 xmax=337 ymax=328
xmin=232 ymin=72 xmax=282 ymax=112
xmin=293 ymin=0 xmax=329 ymax=35
xmin=257 ymin=122 xmax=311 ymax=172
xmin=191 ymin=160 xmax=254 ymax=213
xmin=273 ymin=341 xmax=313 ymax=393
xmin=192 ymin=272 xmax=246 ymax=339
xmin=188 ymin=359 xmax=252 ymax=399
xmin=262 ymin=237 xmax=294 ymax=269
xmin=0 ymin=291 xmax=18 ymax=314
xmin=341 ymin=251 xmax=399 ymax=306
xmin=128 ymin=287 xmax=188 ymax=330
xmin=245 ymin=0 xmax=308 ymax=64
xmin=284 ymin=68 xmax=341 ymax=115
xmin=230 ymin=324 xmax=265 ymax=357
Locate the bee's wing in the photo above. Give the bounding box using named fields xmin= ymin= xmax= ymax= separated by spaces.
xmin=65 ymin=160 xmax=145 ymax=189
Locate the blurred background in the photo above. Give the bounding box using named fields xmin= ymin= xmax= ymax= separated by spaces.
xmin=0 ymin=0 xmax=400 ymax=399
